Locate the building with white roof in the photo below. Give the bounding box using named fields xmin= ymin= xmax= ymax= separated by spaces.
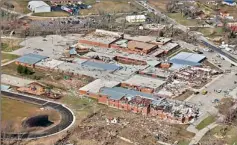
xmin=79 ymin=79 xmax=120 ymax=94
xmin=126 ymin=15 xmax=146 ymax=23
xmin=28 ymin=1 xmax=51 ymax=13
xmin=121 ymin=75 xmax=166 ymax=93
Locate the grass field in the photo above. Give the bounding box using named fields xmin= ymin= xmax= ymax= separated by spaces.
xmin=1 ymin=96 xmax=61 ymax=133
xmin=1 ymin=53 xmax=19 ymax=64
xmin=1 ymin=38 xmax=23 ymax=52
xmin=80 ymin=0 xmax=145 ymax=15
xmin=167 ymin=13 xmax=199 ymax=26
xmin=32 ymin=11 xmax=70 ymax=17
xmin=196 ymin=115 xmax=216 ymax=130
xmin=148 ymin=0 xmax=169 ymax=12
xmin=1 ymin=97 xmax=40 ymax=122
xmin=200 ymin=125 xmax=237 ymax=145
xmin=1 ymin=97 xmax=40 ymax=132
xmin=195 ymin=27 xmax=224 ymax=38
xmin=11 ymin=0 xmax=31 ymax=14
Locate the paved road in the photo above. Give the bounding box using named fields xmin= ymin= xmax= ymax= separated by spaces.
xmin=1 ymin=90 xmax=75 ymax=139
xmin=139 ymin=1 xmax=236 ymax=145
xmin=137 ymin=0 xmax=237 ymax=66
xmin=198 ymin=36 xmax=237 ymax=66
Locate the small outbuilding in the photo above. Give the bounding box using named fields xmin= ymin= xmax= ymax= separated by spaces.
xmin=28 ymin=1 xmax=51 ymax=13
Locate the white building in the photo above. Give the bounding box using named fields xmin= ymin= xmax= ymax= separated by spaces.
xmin=28 ymin=1 xmax=51 ymax=13
xmin=126 ymin=15 xmax=146 ymax=23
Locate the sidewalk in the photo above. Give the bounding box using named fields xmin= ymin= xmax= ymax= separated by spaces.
xmin=189 ymin=122 xmax=218 ymax=145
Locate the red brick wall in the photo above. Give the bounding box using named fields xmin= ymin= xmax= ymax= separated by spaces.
xmin=121 ymin=83 xmax=154 ymax=94
xmin=108 ymin=99 xmax=120 ymax=108
xmin=15 ymin=62 xmax=34 ymax=68
xmin=79 ymin=39 xmax=109 ymax=48
xmin=98 ymin=95 xmax=108 ymax=104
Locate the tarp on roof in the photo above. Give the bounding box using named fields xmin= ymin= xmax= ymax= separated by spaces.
xmin=16 ymin=53 xmax=48 ymax=65
xmin=82 ymin=61 xmax=121 ymax=71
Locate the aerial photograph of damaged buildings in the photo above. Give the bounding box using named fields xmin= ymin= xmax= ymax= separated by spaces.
xmin=1 ymin=0 xmax=237 ymax=145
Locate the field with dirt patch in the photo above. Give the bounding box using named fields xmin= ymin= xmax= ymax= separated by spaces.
xmin=1 ymin=97 xmax=60 ymax=133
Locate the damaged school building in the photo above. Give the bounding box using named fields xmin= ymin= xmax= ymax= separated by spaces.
xmin=79 ymin=79 xmax=199 ymax=124
xmin=78 ymin=29 xmax=179 ymax=60
xmin=14 ymin=29 xmax=222 ymax=124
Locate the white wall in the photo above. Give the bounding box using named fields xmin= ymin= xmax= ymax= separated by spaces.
xmin=34 ymin=6 xmax=51 ymax=13
xmin=29 ymin=5 xmax=51 ymax=13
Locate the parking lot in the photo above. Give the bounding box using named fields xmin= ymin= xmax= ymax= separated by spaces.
xmin=10 ymin=34 xmax=82 ymax=58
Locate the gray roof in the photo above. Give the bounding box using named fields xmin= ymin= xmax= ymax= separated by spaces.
xmin=100 ymin=87 xmax=126 ymax=100
xmin=82 ymin=60 xmax=121 ymax=71
xmin=28 ymin=1 xmax=50 ymax=8
xmin=169 ymin=58 xmax=201 ymax=66
xmin=16 ymin=53 xmax=48 ymax=65
xmin=100 ymin=87 xmax=155 ymax=100
xmin=170 ymin=52 xmax=206 ymax=63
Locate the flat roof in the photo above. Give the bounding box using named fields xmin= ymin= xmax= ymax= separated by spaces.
xmin=16 ymin=53 xmax=48 ymax=65
xmin=169 ymin=59 xmax=201 ymax=66
xmin=140 ymin=67 xmax=170 ymax=78
xmin=90 ymin=45 xmax=159 ymax=63
xmin=126 ymin=15 xmax=146 ymax=20
xmin=28 ymin=1 xmax=49 ymax=8
xmin=80 ymin=30 xmax=121 ymax=45
xmin=128 ymin=41 xmax=157 ymax=51
xmin=79 ymin=79 xmax=120 ymax=94
xmin=81 ymin=60 xmax=121 ymax=71
xmin=170 ymin=52 xmax=206 ymax=63
xmin=150 ymin=49 xmax=165 ymax=57
xmin=1 ymin=74 xmax=34 ymax=87
xmin=35 ymin=59 xmax=64 ymax=69
xmin=83 ymin=51 xmax=115 ymax=60
xmin=100 ymin=87 xmax=126 ymax=100
xmin=156 ymin=37 xmax=172 ymax=44
xmin=160 ymin=42 xmax=179 ymax=51
xmin=123 ymin=75 xmax=166 ymax=89
xmin=101 ymin=87 xmax=155 ymax=100
xmin=74 ymin=58 xmax=89 ymax=64
xmin=124 ymin=34 xmax=156 ymax=43
xmin=146 ymin=60 xmax=161 ymax=67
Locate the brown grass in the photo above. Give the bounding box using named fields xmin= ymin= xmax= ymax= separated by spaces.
xmin=148 ymin=0 xmax=169 ymax=12
xmin=80 ymin=0 xmax=145 ymax=15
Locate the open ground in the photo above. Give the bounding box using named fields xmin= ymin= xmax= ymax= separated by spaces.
xmin=1 ymin=96 xmax=60 ymax=133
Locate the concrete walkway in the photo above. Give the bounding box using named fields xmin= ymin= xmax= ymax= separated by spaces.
xmin=189 ymin=122 xmax=218 ymax=145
